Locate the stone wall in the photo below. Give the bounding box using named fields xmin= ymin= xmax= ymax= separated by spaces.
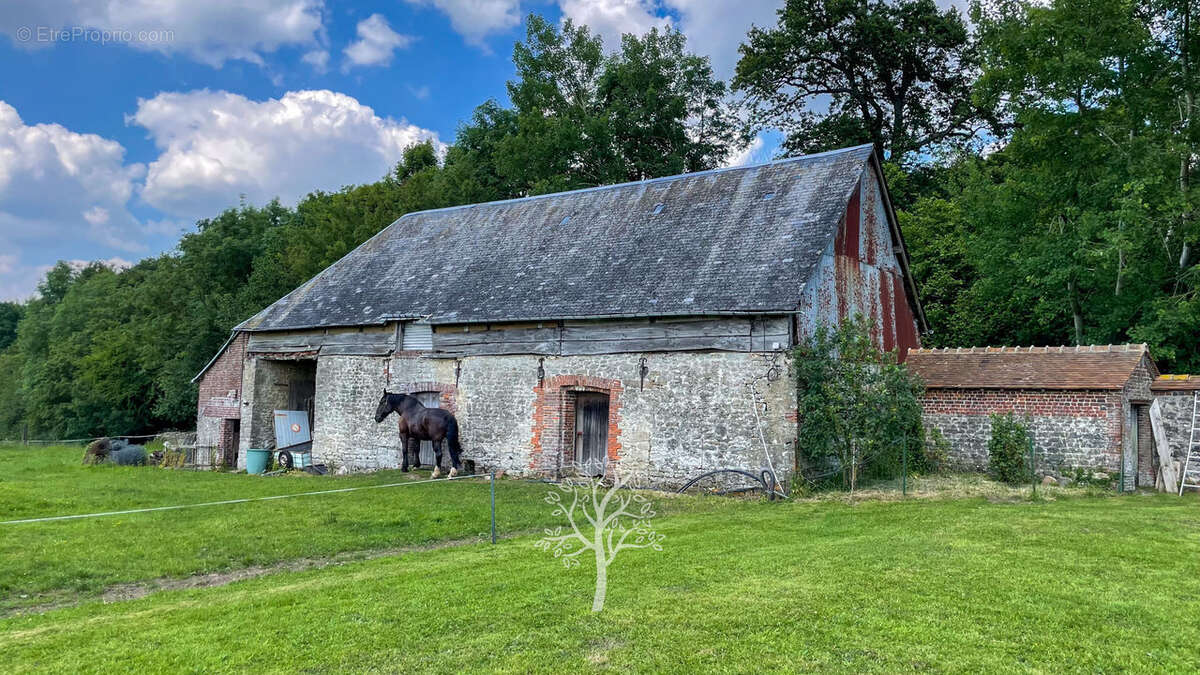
xmin=266 ymin=350 xmax=795 ymax=487
xmin=921 ymin=388 xmax=1122 ymax=476
xmin=1153 ymin=390 xmax=1197 ymax=465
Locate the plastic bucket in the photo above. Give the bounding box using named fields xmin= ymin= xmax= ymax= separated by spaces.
xmin=246 ymin=449 xmax=271 ymax=475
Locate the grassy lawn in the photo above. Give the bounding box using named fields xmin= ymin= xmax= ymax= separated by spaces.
xmin=0 ymin=445 xmax=713 ymax=613
xmin=2 ymin=445 xmax=1199 ymax=672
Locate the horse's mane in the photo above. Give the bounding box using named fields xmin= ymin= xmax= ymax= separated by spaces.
xmin=384 ymin=391 xmax=415 ymax=407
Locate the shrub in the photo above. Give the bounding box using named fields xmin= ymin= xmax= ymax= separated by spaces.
xmin=793 ymin=316 xmax=927 ymax=491
xmin=988 ymin=413 xmax=1031 ymax=485
xmin=924 ymin=427 xmax=951 ymax=473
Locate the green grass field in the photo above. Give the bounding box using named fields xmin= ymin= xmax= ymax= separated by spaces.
xmin=0 ymin=445 xmax=711 ymax=613
xmin=2 ymin=445 xmax=1199 ymax=672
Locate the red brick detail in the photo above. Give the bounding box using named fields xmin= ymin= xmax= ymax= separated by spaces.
xmin=197 ymin=333 xmax=248 ymax=421
xmin=530 ymin=374 xmax=624 ymax=473
xmin=921 ymin=388 xmax=1114 ymax=417
xmin=393 ymin=381 xmax=458 ymax=414
xmin=785 ymin=409 xmax=799 ymax=422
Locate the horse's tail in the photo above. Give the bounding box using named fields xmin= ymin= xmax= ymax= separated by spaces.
xmin=446 ymin=417 xmax=463 ymax=455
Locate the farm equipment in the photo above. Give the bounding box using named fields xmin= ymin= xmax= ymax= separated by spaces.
xmin=272 ymin=410 xmax=321 ymax=473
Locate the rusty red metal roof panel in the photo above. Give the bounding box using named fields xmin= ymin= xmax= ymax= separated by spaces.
xmin=905 ymin=344 xmax=1151 ymax=390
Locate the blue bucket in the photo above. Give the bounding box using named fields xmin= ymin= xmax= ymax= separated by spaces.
xmin=246 ymin=449 xmax=271 ymax=475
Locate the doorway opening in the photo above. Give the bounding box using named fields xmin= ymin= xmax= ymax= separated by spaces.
xmin=1133 ymin=403 xmax=1153 ymax=487
xmin=413 ymin=391 xmax=441 ymax=467
xmin=251 ymin=357 xmax=317 ymax=449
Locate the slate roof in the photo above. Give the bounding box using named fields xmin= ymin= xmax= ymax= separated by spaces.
xmin=238 ymin=144 xmax=885 ymax=331
xmin=905 ymin=344 xmax=1155 ymax=390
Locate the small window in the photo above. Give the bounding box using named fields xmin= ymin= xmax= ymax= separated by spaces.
xmin=652 ymin=203 xmax=665 ymax=215
xmin=762 ymin=192 xmax=776 ymax=201
xmin=560 ymin=215 xmax=571 ymax=225
xmin=402 ymin=322 xmax=433 ymax=351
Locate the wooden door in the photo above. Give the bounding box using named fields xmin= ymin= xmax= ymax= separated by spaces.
xmin=574 ymin=393 xmax=609 ymax=476
xmin=415 ymin=392 xmax=440 ymax=467
xmin=287 ymin=365 xmax=316 ymax=431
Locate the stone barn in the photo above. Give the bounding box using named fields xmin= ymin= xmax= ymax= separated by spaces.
xmin=907 ymin=344 xmax=1162 ymax=490
xmin=193 ymin=144 xmax=925 ymax=486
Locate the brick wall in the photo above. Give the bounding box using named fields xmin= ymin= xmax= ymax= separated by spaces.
xmin=921 ymin=387 xmax=1122 ymax=476
xmin=196 ymin=332 xmax=247 ymax=450
xmin=273 ymin=350 xmax=795 ymax=488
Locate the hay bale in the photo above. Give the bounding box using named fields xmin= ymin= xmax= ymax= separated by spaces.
xmin=109 ymin=440 xmax=147 ymax=466
xmin=83 ymin=438 xmax=113 ymax=465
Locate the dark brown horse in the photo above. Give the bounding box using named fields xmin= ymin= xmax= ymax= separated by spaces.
xmin=374 ymin=391 xmax=464 ymax=477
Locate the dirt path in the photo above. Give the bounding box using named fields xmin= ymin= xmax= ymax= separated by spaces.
xmin=3 ymin=531 xmax=529 ymax=620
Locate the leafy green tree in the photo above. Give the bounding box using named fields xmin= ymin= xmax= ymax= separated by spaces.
xmin=793 ymin=317 xmax=927 ymax=492
xmin=466 ymin=15 xmax=745 ymax=195
xmin=599 ymin=28 xmax=747 ymax=180
xmin=0 ymin=302 xmax=22 ymax=351
xmin=734 ymin=0 xmax=982 ymax=162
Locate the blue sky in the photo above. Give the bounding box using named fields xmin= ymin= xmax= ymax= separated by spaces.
xmin=0 ymin=1 xmax=789 ymax=301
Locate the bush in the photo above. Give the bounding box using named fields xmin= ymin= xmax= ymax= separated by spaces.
xmin=988 ymin=413 xmax=1031 ymax=485
xmin=924 ymin=427 xmax=951 ymax=473
xmin=793 ymin=317 xmax=927 ymax=491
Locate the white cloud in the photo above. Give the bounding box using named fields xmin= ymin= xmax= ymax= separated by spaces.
xmin=558 ymin=0 xmax=668 ymax=49
xmin=0 ymin=0 xmax=325 ymax=67
xmin=130 ymin=89 xmax=444 ymax=220
xmin=343 ymin=14 xmax=413 ymax=69
xmin=552 ymin=1 xmax=781 ymax=78
xmin=405 ymin=0 xmax=521 ymax=47
xmin=665 ymin=0 xmax=782 ymax=79
xmin=723 ymin=133 xmax=766 ymax=167
xmin=302 ymin=48 xmax=330 ymax=72
xmin=0 ymin=100 xmax=146 ymax=253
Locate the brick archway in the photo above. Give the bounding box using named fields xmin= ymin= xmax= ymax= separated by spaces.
xmin=530 ymin=374 xmax=624 ymax=475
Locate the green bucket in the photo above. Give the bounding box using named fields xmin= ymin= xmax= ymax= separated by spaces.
xmin=246 ymin=449 xmax=271 ymax=475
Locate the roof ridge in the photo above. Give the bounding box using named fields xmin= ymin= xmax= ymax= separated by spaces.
xmin=910 ymin=343 xmax=1147 ymax=354
xmin=380 ymin=144 xmax=876 ymax=222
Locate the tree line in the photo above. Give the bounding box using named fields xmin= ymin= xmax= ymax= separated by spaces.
xmin=0 ymin=0 xmax=1195 ymax=440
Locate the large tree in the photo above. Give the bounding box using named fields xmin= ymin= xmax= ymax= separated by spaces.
xmin=734 ymin=0 xmax=982 ymax=163
xmin=0 ymin=302 xmax=21 ymax=352
xmin=460 ymin=15 xmax=746 ymax=196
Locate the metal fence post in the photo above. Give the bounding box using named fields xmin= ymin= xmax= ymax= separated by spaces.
xmin=490 ymin=471 xmax=497 ymax=544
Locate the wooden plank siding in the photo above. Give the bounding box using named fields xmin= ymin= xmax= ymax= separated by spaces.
xmin=246 ymin=316 xmax=793 ymax=359
xmin=247 ymin=325 xmax=395 ymax=356
xmin=431 ymin=316 xmax=791 ymax=357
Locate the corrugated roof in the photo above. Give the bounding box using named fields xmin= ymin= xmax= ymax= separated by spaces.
xmin=238 ymin=144 xmax=879 ymax=332
xmin=906 ymin=344 xmax=1154 ymax=390
xmin=1151 ymin=374 xmax=1200 ymax=391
